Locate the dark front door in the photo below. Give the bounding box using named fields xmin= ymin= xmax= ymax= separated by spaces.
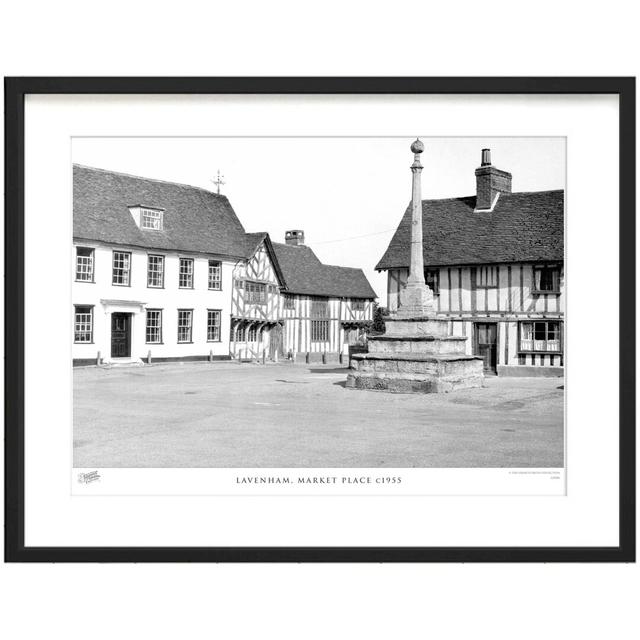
xmin=111 ymin=313 xmax=131 ymax=358
xmin=474 ymin=322 xmax=497 ymax=374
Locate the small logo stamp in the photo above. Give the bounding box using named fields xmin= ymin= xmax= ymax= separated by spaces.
xmin=77 ymin=470 xmax=101 ymax=484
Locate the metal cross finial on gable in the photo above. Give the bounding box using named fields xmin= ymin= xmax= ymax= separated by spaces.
xmin=212 ymin=169 xmax=226 ymax=194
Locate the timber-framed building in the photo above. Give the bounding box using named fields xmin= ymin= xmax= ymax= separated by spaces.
xmin=72 ymin=165 xmax=375 ymax=366
xmin=376 ymin=149 xmax=564 ymax=376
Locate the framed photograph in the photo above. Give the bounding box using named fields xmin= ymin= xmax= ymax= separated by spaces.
xmin=4 ymin=77 xmax=635 ymax=562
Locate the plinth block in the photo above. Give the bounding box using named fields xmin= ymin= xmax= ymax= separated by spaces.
xmin=346 ymin=352 xmax=484 ymax=394
xmin=368 ymin=335 xmax=468 ymax=356
xmin=383 ymin=317 xmax=450 ymax=337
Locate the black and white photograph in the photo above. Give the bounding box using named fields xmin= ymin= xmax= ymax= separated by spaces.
xmin=72 ymin=136 xmax=565 ymax=472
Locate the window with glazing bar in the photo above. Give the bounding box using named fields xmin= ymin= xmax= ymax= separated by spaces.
xmin=141 ymin=208 xmax=163 ymax=230
xmin=208 ymin=260 xmax=222 ymax=290
xmin=112 ymin=251 xmax=131 ymax=285
xmin=179 ymin=258 xmax=194 ymax=288
xmin=75 ymin=247 xmax=94 ymax=282
xmin=74 ymin=305 xmax=93 ymax=343
xmin=246 ymin=281 xmax=266 ymax=304
xmin=311 ymin=298 xmax=329 ymax=318
xmin=519 ymin=321 xmax=561 ymax=353
xmin=147 ymin=255 xmax=164 ymax=288
xmin=311 ymin=320 xmax=329 ymax=342
xmin=533 ymin=265 xmax=561 ymax=293
xmin=424 ymin=268 xmax=440 ymax=294
xmin=207 ymin=310 xmax=221 ymax=341
xmin=476 ymin=266 xmax=497 ymax=288
xmin=177 ymin=309 xmax=193 ymax=343
xmin=146 ymin=309 xmax=162 ymax=343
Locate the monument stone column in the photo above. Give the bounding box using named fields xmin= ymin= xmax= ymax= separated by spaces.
xmin=396 ymin=139 xmax=435 ymax=318
xmin=346 ymin=138 xmax=484 ymax=393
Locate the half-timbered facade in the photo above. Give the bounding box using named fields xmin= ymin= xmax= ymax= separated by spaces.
xmin=73 ymin=166 xmax=376 ymax=366
xmin=377 ymin=150 xmax=564 ymax=376
xmin=230 ymin=230 xmax=376 ymax=362
xmin=272 ymin=233 xmax=375 ymax=361
xmin=230 ymin=234 xmax=285 ymax=360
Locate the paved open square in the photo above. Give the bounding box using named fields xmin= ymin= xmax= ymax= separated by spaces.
xmin=73 ymin=362 xmax=564 ymax=468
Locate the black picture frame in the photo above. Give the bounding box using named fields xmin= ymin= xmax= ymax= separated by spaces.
xmin=4 ymin=77 xmax=635 ymax=563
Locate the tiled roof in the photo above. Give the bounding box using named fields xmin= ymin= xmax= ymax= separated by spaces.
xmin=376 ymin=190 xmax=564 ymax=270
xmin=74 ymin=165 xmax=377 ymax=299
xmin=241 ymin=231 xmax=269 ymax=259
xmin=272 ymin=242 xmax=377 ymax=299
xmin=73 ymin=165 xmax=250 ymax=258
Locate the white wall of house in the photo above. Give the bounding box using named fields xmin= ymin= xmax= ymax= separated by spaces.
xmin=73 ymin=238 xmax=377 ymax=365
xmin=72 ymin=241 xmax=235 ymax=363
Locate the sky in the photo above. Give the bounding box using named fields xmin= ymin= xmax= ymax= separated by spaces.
xmin=72 ymin=137 xmax=565 ymax=299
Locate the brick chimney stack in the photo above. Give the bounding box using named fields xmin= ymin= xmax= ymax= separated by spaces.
xmin=475 ymin=148 xmax=512 ymax=210
xmin=285 ymin=230 xmax=305 ymax=246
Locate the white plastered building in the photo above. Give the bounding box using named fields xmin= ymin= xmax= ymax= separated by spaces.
xmin=72 ymin=166 xmax=376 ymax=366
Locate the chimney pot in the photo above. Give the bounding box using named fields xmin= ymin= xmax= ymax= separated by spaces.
xmin=481 ymin=148 xmax=491 ymax=166
xmin=285 ymin=230 xmax=305 ymax=246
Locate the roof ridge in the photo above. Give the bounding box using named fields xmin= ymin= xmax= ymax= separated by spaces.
xmin=421 ymin=189 xmax=564 ymax=204
xmin=421 ymin=195 xmax=475 ymax=203
xmin=272 ymin=240 xmax=309 ymax=248
xmin=320 ymin=263 xmax=366 ymax=272
xmin=501 ymin=189 xmax=565 ymax=195
xmin=73 ymin=163 xmax=227 ymax=199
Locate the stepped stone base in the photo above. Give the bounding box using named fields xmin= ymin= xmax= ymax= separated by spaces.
xmin=346 ymin=353 xmax=484 ymax=394
xmin=346 ymin=316 xmax=484 ymax=394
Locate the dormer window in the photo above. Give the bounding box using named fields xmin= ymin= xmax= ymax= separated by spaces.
xmin=141 ymin=208 xmax=163 ymax=230
xmin=128 ymin=205 xmax=165 ymax=230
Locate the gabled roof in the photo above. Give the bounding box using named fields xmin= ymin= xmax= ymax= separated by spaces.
xmin=272 ymin=242 xmax=377 ymax=299
xmin=376 ymin=190 xmax=564 ymax=270
xmin=73 ymin=165 xmax=250 ymax=259
xmin=74 ymin=164 xmax=377 ymax=299
xmin=243 ymin=232 xmax=288 ymax=288
xmin=241 ymin=232 xmax=269 ymax=259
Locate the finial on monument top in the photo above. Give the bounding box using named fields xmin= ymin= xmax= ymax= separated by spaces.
xmin=410 ymin=138 xmax=424 ymax=170
xmin=410 ymin=138 xmax=424 ymax=154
